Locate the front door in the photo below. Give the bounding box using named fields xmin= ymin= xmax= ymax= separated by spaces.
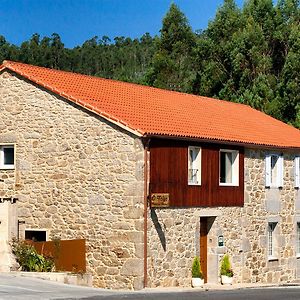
xmin=200 ymin=217 xmax=208 ymax=283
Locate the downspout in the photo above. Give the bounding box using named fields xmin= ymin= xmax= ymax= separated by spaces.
xmin=143 ymin=138 xmax=150 ymax=288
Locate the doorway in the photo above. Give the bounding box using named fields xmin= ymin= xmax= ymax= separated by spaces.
xmin=200 ymin=217 xmax=208 ymax=283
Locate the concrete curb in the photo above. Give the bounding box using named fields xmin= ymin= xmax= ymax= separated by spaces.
xmin=3 ymin=271 xmax=300 ymax=294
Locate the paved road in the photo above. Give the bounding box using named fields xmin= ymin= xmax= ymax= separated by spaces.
xmin=1 ymin=274 xmax=300 ymax=300
xmin=82 ymin=287 xmax=300 ymax=300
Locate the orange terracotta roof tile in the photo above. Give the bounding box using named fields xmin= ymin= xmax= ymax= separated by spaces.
xmin=2 ymin=60 xmax=300 ymax=149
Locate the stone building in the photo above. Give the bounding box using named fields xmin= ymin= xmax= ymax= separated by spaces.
xmin=1 ymin=60 xmax=300 ymax=289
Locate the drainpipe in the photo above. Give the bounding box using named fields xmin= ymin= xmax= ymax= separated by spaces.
xmin=143 ymin=138 xmax=150 ymax=288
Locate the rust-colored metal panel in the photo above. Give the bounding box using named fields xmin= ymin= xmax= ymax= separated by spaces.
xmin=32 ymin=239 xmax=86 ymax=273
xmin=149 ymin=138 xmax=244 ymax=207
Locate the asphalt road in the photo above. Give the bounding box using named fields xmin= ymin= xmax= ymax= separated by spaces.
xmin=82 ymin=287 xmax=300 ymax=300
xmin=1 ymin=274 xmax=300 ymax=300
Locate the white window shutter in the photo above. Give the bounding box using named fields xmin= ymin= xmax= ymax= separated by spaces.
xmin=265 ymin=155 xmax=271 ymax=187
xmin=277 ymin=155 xmax=284 ymax=188
xmin=295 ymin=157 xmax=300 ymax=188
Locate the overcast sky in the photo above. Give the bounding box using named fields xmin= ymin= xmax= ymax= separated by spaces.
xmin=0 ymin=0 xmax=244 ymax=48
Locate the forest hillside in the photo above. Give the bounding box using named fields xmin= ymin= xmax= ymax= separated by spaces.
xmin=1 ymin=0 xmax=299 ymax=128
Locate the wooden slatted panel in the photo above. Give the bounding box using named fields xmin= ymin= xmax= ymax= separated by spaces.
xmin=150 ymin=139 xmax=244 ymax=207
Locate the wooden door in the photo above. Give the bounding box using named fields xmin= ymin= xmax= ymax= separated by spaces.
xmin=200 ymin=217 xmax=208 ymax=283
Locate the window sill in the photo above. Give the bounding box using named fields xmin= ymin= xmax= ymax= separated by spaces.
xmin=296 ymin=254 xmax=300 ymax=259
xmin=188 ymin=182 xmax=201 ymax=186
xmin=0 ymin=166 xmax=15 ymax=170
xmin=219 ymin=183 xmax=239 ymax=187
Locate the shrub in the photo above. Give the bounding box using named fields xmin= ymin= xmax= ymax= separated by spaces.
xmin=11 ymin=239 xmax=54 ymax=272
xmin=220 ymin=254 xmax=233 ymax=277
xmin=191 ymin=256 xmax=203 ymax=279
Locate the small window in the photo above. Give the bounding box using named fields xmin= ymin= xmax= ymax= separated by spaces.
xmin=295 ymin=157 xmax=300 ymax=188
xmin=188 ymin=146 xmax=201 ymax=185
xmin=297 ymin=223 xmax=300 ymax=257
xmin=25 ymin=230 xmax=47 ymax=242
xmin=265 ymin=154 xmax=283 ymax=188
xmin=219 ymin=150 xmax=239 ymax=186
xmin=0 ymin=145 xmax=15 ymax=169
xmin=268 ymin=222 xmax=277 ymax=260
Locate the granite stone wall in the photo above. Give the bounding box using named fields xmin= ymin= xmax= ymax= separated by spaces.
xmin=1 ymin=69 xmax=300 ymax=290
xmin=0 ymin=70 xmax=145 ymax=290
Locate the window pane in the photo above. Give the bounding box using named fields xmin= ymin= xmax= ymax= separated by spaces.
xmin=220 ymin=152 xmax=226 ymax=183
xmin=225 ymin=152 xmax=232 ymax=183
xmin=189 ymin=149 xmax=193 ymax=169
xmin=188 ymin=147 xmax=200 ymax=184
xmin=220 ymin=152 xmax=232 ymax=183
xmin=268 ymin=223 xmax=275 ymax=257
xmin=25 ymin=230 xmax=46 ymax=242
xmin=271 ymin=155 xmax=278 ymax=184
xmin=3 ymin=147 xmax=14 ymax=165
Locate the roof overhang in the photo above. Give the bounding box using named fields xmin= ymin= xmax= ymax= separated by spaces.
xmin=143 ymin=134 xmax=300 ymax=152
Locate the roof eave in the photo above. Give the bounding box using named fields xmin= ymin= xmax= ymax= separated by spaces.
xmin=143 ymin=133 xmax=300 ymax=151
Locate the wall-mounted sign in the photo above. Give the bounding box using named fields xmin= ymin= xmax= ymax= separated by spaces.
xmin=150 ymin=193 xmax=170 ymax=208
xmin=218 ymin=235 xmax=224 ymax=247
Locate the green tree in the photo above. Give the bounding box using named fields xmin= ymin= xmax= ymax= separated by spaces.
xmin=192 ymin=0 xmax=300 ymax=126
xmin=145 ymin=3 xmax=196 ymax=92
xmin=193 ymin=0 xmax=242 ymax=97
xmin=0 ymin=35 xmax=18 ymax=62
xmin=50 ymin=33 xmax=65 ymax=69
xmin=1 ymin=0 xmax=299 ymax=127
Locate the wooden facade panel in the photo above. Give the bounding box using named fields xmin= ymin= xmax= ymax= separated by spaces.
xmin=149 ymin=139 xmax=244 ymax=207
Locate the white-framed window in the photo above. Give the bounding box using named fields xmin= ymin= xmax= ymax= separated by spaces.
xmin=265 ymin=154 xmax=283 ymax=188
xmin=0 ymin=145 xmax=15 ymax=169
xmin=188 ymin=146 xmax=201 ymax=185
xmin=268 ymin=222 xmax=277 ymax=260
xmin=219 ymin=149 xmax=239 ymax=186
xmin=295 ymin=157 xmax=300 ymax=188
xmin=297 ymin=223 xmax=300 ymax=257
xmin=25 ymin=229 xmax=47 ymax=242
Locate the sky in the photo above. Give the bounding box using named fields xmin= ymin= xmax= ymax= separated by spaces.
xmin=0 ymin=0 xmax=244 ymax=48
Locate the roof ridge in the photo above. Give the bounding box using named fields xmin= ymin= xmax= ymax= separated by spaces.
xmin=1 ymin=60 xmax=251 ymax=109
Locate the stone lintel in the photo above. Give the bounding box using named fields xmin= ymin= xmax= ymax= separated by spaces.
xmin=267 ymin=215 xmax=280 ymax=223
xmin=198 ymin=209 xmax=221 ymax=217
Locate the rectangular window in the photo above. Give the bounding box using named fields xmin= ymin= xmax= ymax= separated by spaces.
xmin=297 ymin=223 xmax=300 ymax=256
xmin=265 ymin=154 xmax=283 ymax=188
xmin=188 ymin=146 xmax=201 ymax=185
xmin=25 ymin=230 xmax=47 ymax=242
xmin=295 ymin=157 xmax=300 ymax=188
xmin=219 ymin=150 xmax=239 ymax=186
xmin=0 ymin=145 xmax=15 ymax=169
xmin=268 ymin=222 xmax=277 ymax=259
